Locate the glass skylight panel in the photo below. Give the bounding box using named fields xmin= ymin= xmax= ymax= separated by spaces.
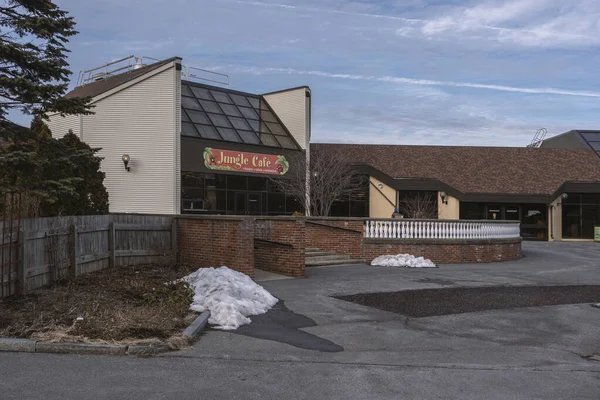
xmin=581 ymin=133 xmax=600 ymax=141
xmin=247 ymin=119 xmax=259 ymax=132
xmin=181 ymin=84 xmax=194 ymax=97
xmin=229 ymin=93 xmax=252 ymax=107
xmin=211 ymin=90 xmax=232 ymax=104
xmin=182 ymin=96 xmax=202 ymax=110
xmin=190 ymin=86 xmax=213 ymax=100
xmin=198 ymin=100 xmax=222 ymax=114
xmin=275 ymin=136 xmax=297 ymax=149
xmin=260 ymin=134 xmax=279 ymax=147
xmin=219 ymin=103 xmax=242 ymax=117
xmin=229 ymin=116 xmax=252 ymax=131
xmin=266 ymin=122 xmax=285 ymax=135
xmin=259 ymin=121 xmax=272 ymax=134
xmin=238 ymin=130 xmax=260 ymax=145
xmin=208 ymin=113 xmax=233 ymax=128
xmin=195 ymin=124 xmax=221 ymax=140
xmin=217 ymin=127 xmax=242 ymax=143
xmin=186 ymin=110 xmax=211 ymax=125
xmin=260 ymin=110 xmax=278 ymax=123
xmin=588 ymin=142 xmax=600 ymax=151
xmin=247 ymin=97 xmax=260 ymax=108
xmin=182 ymin=122 xmax=199 ymax=137
xmin=238 ymin=106 xmax=258 ymax=120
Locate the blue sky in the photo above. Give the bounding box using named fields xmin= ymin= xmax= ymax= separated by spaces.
xmin=18 ymin=0 xmax=600 ymax=146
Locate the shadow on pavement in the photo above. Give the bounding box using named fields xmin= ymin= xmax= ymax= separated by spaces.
xmin=226 ymin=302 xmax=344 ymax=353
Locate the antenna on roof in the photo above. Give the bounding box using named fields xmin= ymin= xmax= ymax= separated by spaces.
xmin=527 ymin=128 xmax=547 ymax=148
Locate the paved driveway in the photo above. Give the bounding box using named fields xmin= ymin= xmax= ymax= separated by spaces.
xmin=1 ymin=242 xmax=599 ymax=399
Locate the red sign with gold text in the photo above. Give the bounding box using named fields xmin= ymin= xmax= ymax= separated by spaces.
xmin=203 ymin=147 xmax=289 ymax=175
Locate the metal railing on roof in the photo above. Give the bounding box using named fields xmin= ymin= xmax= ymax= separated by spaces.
xmin=76 ymin=55 xmax=230 ymax=88
xmin=182 ymin=66 xmax=230 ymax=87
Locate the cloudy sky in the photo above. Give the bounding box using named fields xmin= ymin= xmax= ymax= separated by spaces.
xmin=26 ymin=0 xmax=600 ymax=145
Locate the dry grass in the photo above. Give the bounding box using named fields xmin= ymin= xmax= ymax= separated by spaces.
xmin=0 ymin=264 xmax=198 ymax=346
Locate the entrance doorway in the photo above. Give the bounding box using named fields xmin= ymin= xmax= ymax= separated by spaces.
xmin=234 ymin=192 xmax=262 ymax=215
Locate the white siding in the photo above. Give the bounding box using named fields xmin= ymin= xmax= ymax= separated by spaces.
xmin=46 ymin=113 xmax=81 ymax=139
xmin=264 ymin=88 xmax=309 ymax=149
xmin=82 ymin=65 xmax=178 ymax=215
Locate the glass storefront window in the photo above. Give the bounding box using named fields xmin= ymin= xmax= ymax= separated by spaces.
xmin=182 ymin=172 xmax=305 ymax=216
xmin=459 ymin=202 xmax=547 ymax=240
xmin=562 ymin=193 xmax=600 ymax=239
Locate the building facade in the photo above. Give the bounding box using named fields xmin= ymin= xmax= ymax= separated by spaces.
xmin=47 ymin=56 xmax=311 ymax=217
xmin=319 ymin=144 xmax=600 ymax=241
xmin=46 ymin=56 xmax=600 ymax=241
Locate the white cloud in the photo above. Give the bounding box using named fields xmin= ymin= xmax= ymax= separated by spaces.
xmin=220 ymin=65 xmax=600 ymax=98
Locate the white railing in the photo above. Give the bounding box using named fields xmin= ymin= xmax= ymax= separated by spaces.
xmin=364 ymin=220 xmax=521 ymax=240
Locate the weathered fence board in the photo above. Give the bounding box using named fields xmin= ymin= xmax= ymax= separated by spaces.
xmin=0 ymin=214 xmax=176 ymax=297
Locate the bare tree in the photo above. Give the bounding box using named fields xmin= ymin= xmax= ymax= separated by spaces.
xmin=398 ymin=192 xmax=438 ymax=219
xmin=271 ymin=147 xmax=367 ymax=217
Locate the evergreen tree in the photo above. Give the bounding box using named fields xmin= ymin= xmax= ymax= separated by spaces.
xmin=0 ymin=0 xmax=91 ymax=133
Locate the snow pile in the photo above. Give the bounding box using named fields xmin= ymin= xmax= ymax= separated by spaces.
xmin=371 ymin=254 xmax=437 ymax=268
xmin=181 ymin=266 xmax=278 ymax=330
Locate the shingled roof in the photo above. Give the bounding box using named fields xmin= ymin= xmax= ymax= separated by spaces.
xmin=64 ymin=57 xmax=180 ymax=100
xmin=313 ymin=143 xmax=600 ymax=196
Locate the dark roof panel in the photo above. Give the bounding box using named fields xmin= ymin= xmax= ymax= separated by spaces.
xmin=313 ymin=143 xmax=600 ymax=196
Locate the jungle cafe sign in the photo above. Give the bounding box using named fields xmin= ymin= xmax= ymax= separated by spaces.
xmin=203 ymin=147 xmax=289 ymax=175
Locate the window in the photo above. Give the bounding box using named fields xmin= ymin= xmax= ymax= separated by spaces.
xmin=186 ymin=110 xmax=211 ymax=125
xmin=182 ymin=96 xmax=202 ymax=110
xmin=562 ymin=193 xmax=600 ymax=239
xmin=181 ymin=172 xmax=304 ymax=216
xmin=210 ymin=90 xmax=232 ymax=104
xmin=181 ymin=82 xmax=300 ymax=149
xmin=329 ymin=174 xmax=370 ymax=217
xmin=397 ymin=191 xmax=438 ymax=219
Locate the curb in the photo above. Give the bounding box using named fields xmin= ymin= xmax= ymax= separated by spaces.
xmin=183 ymin=310 xmax=211 ymax=339
xmin=0 ymin=311 xmax=211 ymax=356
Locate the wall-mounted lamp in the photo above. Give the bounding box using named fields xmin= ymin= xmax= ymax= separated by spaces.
xmin=440 ymin=191 xmax=448 ymax=205
xmin=377 ymin=182 xmax=384 ymax=189
xmin=122 ymin=154 xmax=131 ymax=172
xmin=557 ymin=193 xmax=568 ymax=206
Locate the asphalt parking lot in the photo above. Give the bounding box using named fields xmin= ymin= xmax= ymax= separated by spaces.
xmin=1 ymin=241 xmax=599 ymax=399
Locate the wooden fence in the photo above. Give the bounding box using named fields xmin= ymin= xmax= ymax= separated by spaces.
xmin=1 ymin=214 xmax=176 ymax=298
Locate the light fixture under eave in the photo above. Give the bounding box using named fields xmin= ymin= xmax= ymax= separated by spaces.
xmin=440 ymin=191 xmax=448 ymax=205
xmin=122 ymin=154 xmax=131 ymax=172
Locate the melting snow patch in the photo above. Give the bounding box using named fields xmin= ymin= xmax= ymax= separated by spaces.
xmin=182 ymin=266 xmax=278 ymax=330
xmin=371 ymin=254 xmax=437 ymax=268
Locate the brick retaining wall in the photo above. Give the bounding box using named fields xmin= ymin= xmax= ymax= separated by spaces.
xmin=178 ymin=216 xmax=522 ymax=280
xmin=254 ymin=219 xmax=305 ymax=278
xmin=306 ymin=218 xmax=522 ymax=264
xmin=178 ymin=217 xmax=255 ymax=277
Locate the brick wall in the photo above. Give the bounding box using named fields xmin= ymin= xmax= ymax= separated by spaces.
xmin=254 ymin=219 xmax=305 ymax=278
xmin=305 ymin=219 xmax=363 ymax=259
xmin=177 ymin=216 xmax=522 ymax=281
xmin=305 ymin=218 xmax=522 ymax=264
xmin=361 ymin=239 xmax=522 ymax=264
xmin=178 ymin=217 xmax=255 ymax=277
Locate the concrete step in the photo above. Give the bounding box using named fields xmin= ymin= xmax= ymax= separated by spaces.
xmin=304 ymin=251 xmax=333 ymax=257
xmin=305 ymin=254 xmax=352 ymax=262
xmin=305 ymin=258 xmax=367 ymax=267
